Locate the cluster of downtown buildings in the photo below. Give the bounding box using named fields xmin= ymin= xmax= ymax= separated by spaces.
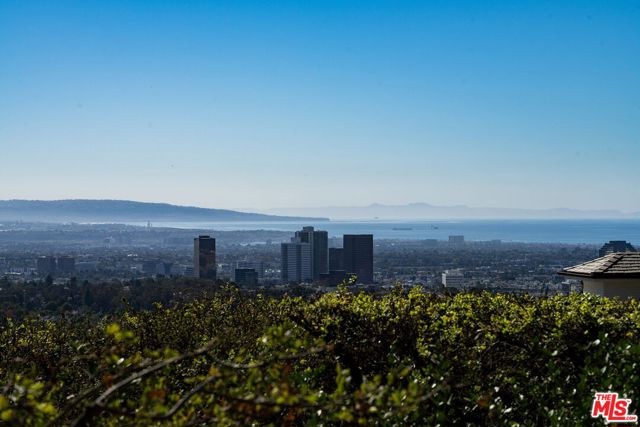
xmin=194 ymin=226 xmax=374 ymax=286
xmin=16 ymin=223 xmax=638 ymax=297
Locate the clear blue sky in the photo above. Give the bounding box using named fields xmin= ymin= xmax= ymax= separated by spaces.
xmin=1 ymin=1 xmax=639 ymax=211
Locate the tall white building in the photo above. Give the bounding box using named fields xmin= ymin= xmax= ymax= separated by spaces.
xmin=442 ymin=269 xmax=466 ymax=288
xmin=281 ymin=238 xmax=312 ymax=283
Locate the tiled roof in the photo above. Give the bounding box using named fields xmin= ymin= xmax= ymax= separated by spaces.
xmin=559 ymin=252 xmax=640 ymax=278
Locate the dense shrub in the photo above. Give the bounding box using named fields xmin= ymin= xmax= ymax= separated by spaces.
xmin=1 ymin=286 xmax=638 ymax=426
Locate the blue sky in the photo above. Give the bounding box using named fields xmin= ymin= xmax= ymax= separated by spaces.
xmin=1 ymin=1 xmax=639 ymax=211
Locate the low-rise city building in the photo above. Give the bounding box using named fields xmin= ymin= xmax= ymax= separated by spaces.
xmin=235 ymin=268 xmax=259 ymax=287
xmin=442 ymin=269 xmax=466 ymax=289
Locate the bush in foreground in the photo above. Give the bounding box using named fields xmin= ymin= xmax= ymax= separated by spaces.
xmin=1 ymin=286 xmax=639 ymax=426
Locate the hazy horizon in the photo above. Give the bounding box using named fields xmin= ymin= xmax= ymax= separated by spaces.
xmin=2 ymin=1 xmax=639 ymax=211
xmin=3 ymin=198 xmax=640 ymax=215
xmin=1 ymin=198 xmax=639 ymax=222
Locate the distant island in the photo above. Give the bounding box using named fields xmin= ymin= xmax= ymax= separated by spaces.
xmin=0 ymin=200 xmax=328 ymax=223
xmin=265 ymin=202 xmax=640 ymax=220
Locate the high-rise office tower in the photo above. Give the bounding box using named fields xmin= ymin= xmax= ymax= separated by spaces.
xmin=295 ymin=226 xmax=328 ymax=280
xmin=194 ymin=235 xmax=217 ymax=280
xmin=329 ymin=247 xmax=344 ymax=271
xmin=343 ymin=234 xmax=374 ymax=284
xmin=281 ymin=239 xmax=312 ymax=283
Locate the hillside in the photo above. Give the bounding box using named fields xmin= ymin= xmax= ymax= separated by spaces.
xmin=0 ymin=199 xmax=328 ymax=223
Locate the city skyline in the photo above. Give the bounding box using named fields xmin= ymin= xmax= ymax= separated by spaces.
xmin=1 ymin=1 xmax=639 ymax=211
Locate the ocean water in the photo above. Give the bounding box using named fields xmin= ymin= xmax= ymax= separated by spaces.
xmin=134 ymin=220 xmax=640 ymax=245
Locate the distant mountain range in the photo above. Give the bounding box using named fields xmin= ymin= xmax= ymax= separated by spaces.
xmin=2 ymin=200 xmax=637 ymax=223
xmin=265 ymin=203 xmax=640 ymax=220
xmin=0 ymin=200 xmax=328 ymax=223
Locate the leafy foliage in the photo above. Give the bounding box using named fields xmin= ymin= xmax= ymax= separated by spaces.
xmin=1 ymin=285 xmax=639 ymax=426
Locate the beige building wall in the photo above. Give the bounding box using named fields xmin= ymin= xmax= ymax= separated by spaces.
xmin=582 ymin=278 xmax=640 ymax=298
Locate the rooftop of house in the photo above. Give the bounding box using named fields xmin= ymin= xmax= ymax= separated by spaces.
xmin=559 ymin=252 xmax=640 ymax=278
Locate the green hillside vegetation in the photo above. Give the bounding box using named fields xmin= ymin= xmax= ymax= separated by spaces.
xmin=1 ymin=285 xmax=639 ymax=426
